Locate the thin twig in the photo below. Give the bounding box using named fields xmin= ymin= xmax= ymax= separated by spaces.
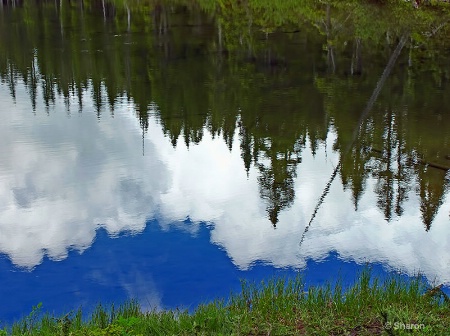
xmin=299 ymin=34 xmax=408 ymax=248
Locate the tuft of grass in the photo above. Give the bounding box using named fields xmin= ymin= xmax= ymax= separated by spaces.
xmin=1 ymin=269 xmax=449 ymax=335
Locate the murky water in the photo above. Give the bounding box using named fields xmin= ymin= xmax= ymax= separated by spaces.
xmin=0 ymin=1 xmax=449 ymax=323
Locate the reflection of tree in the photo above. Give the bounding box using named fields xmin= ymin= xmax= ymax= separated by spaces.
xmin=1 ymin=0 xmax=449 ymax=229
xmin=340 ymin=128 xmax=371 ymax=211
xmin=367 ymin=101 xmax=449 ymax=226
xmin=316 ymin=29 xmax=450 ymax=228
xmin=373 ymin=110 xmax=402 ymax=221
xmin=256 ymin=143 xmax=301 ymax=226
xmin=238 ymin=123 xmax=253 ymax=174
xmin=417 ymin=167 xmax=448 ymax=231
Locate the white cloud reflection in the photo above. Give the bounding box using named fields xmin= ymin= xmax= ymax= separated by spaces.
xmin=0 ymin=82 xmax=449 ymax=288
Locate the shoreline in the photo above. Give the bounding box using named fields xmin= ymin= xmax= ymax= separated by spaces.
xmin=2 ymin=270 xmax=449 ymax=335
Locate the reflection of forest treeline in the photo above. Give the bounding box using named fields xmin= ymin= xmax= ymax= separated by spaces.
xmin=1 ymin=0 xmax=449 ymax=228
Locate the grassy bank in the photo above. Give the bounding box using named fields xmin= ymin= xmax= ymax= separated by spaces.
xmin=1 ymin=271 xmax=449 ymax=335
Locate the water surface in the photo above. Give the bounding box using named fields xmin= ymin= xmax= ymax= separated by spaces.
xmin=0 ymin=0 xmax=449 ymax=323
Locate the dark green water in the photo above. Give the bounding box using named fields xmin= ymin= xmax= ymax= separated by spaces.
xmin=0 ymin=0 xmax=449 ymax=323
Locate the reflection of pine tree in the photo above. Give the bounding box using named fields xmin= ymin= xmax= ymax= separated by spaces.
xmin=371 ymin=108 xmax=413 ymax=221
xmin=92 ymin=79 xmax=103 ymax=118
xmin=257 ymin=148 xmax=298 ymax=227
xmin=238 ymin=123 xmax=253 ymax=174
xmin=221 ymin=112 xmax=237 ymax=151
xmin=1 ymin=0 xmax=449 ymax=231
xmin=339 ymin=117 xmax=373 ymax=210
xmin=183 ymin=124 xmax=204 ymax=147
xmin=42 ymin=74 xmax=56 ymax=109
xmin=369 ymin=102 xmax=449 ymax=229
xmin=136 ymin=105 xmax=150 ymax=133
xmin=374 ymin=110 xmax=395 ymax=221
xmin=393 ymin=110 xmax=410 ymax=217
xmin=341 ymin=144 xmax=370 ymax=211
xmin=416 ymin=166 xmax=449 ymax=231
xmin=28 ymin=58 xmax=39 ymax=111
xmin=6 ymin=64 xmax=17 ymax=103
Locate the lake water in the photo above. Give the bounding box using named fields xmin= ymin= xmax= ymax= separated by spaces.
xmin=0 ymin=1 xmax=449 ymax=324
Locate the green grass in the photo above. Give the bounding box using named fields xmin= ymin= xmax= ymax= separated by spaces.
xmin=1 ymin=270 xmax=449 ymax=335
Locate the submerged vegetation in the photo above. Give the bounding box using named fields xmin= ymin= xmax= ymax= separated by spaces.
xmin=1 ymin=271 xmax=449 ymax=335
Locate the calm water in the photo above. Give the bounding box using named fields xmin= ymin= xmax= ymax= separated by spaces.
xmin=0 ymin=1 xmax=449 ymax=323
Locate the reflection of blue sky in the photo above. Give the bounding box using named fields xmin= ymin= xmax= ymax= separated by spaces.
xmin=0 ymin=81 xmax=449 ymax=322
xmin=0 ymin=222 xmax=403 ymax=323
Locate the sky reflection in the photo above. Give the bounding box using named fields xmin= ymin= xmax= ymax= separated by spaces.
xmin=0 ymin=81 xmax=449 ymax=290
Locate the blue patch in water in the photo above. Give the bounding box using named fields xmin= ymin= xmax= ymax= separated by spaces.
xmin=0 ymin=219 xmax=447 ymax=325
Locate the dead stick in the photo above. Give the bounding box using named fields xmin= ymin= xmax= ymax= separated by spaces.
xmin=299 ymin=35 xmax=408 ymax=248
xmin=371 ymin=148 xmax=449 ymax=171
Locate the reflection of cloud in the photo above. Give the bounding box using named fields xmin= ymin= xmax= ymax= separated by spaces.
xmin=157 ymin=126 xmax=450 ymax=284
xmin=121 ymin=272 xmax=162 ymax=312
xmin=0 ymin=81 xmax=449 ymax=287
xmin=0 ymin=84 xmax=168 ymax=268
